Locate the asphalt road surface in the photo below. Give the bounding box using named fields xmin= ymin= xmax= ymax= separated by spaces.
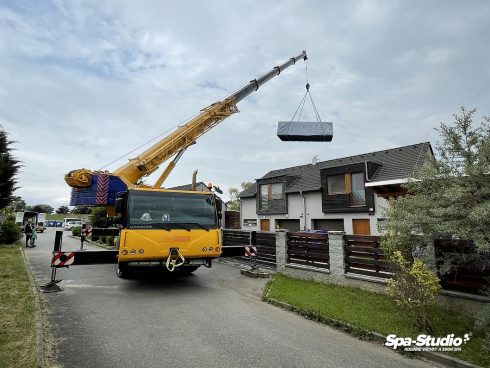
xmin=25 ymin=230 xmax=434 ymax=368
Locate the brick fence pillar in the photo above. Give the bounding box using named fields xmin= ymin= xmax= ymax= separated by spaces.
xmin=275 ymin=230 xmax=287 ymax=272
xmin=328 ymin=231 xmax=346 ymax=276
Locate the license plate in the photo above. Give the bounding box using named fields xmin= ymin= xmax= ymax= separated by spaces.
xmin=188 ymin=259 xmax=207 ymax=265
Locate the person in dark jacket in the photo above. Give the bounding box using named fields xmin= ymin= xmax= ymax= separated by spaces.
xmin=24 ymin=219 xmax=34 ymax=247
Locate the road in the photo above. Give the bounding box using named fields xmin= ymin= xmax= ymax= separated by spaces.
xmin=25 ymin=230 xmax=434 ymax=368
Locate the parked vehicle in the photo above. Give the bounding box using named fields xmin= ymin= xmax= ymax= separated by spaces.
xmin=64 ymin=219 xmax=83 ymax=231
xmin=36 ymin=222 xmax=47 ymax=233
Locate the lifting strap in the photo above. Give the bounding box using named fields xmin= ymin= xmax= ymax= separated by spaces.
xmin=166 ymin=248 xmax=185 ymax=272
xmin=290 ymin=60 xmax=323 ymax=123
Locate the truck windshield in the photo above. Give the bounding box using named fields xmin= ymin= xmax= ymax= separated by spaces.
xmin=127 ymin=191 xmax=217 ymax=229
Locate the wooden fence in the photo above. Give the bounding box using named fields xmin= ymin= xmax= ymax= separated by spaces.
xmin=344 ymin=235 xmax=393 ymax=278
xmin=221 ymin=229 xmax=276 ymax=268
xmin=287 ymin=232 xmax=329 ymax=269
xmin=435 ymin=239 xmax=490 ymax=295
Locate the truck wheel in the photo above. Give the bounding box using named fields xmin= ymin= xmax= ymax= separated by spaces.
xmin=179 ymin=266 xmax=199 ymax=274
xmin=116 ymin=262 xmax=131 ymax=278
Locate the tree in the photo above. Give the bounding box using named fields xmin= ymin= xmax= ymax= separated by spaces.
xmin=227 ymin=182 xmax=254 ymax=211
xmin=1 ymin=195 xmax=26 ymax=214
xmin=29 ymin=204 xmax=54 ymax=214
xmin=383 ymin=107 xmax=490 ymax=258
xmin=0 ymin=126 xmax=21 ymax=211
xmin=382 ymin=108 xmax=490 ymax=331
xmin=90 ymin=207 xmax=113 ymax=228
xmin=56 ymin=205 xmax=70 ymax=214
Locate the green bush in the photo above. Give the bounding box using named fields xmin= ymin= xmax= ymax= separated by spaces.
xmin=106 ymin=236 xmax=116 ymax=246
xmin=0 ymin=220 xmax=22 ymax=244
xmin=71 ymin=226 xmax=82 ymax=237
xmin=99 ymin=236 xmax=106 ymax=244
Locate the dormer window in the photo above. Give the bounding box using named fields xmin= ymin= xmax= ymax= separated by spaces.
xmin=259 ymin=183 xmax=283 ymax=209
xmin=327 ymin=172 xmax=366 ymax=206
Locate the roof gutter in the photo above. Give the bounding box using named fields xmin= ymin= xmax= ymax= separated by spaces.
xmin=365 ymin=178 xmax=410 ymax=187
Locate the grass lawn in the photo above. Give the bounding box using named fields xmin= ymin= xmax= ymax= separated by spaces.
xmin=0 ymin=244 xmax=37 ymax=368
xmin=266 ymin=274 xmax=489 ymax=367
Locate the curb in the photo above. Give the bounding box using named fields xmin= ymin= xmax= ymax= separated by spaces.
xmin=21 ymin=247 xmax=45 ymax=368
xmin=263 ymin=295 xmax=483 ymax=368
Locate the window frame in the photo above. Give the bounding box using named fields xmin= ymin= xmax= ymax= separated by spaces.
xmin=326 ymin=172 xmax=367 ymax=206
xmin=259 ymin=182 xmax=284 ymax=210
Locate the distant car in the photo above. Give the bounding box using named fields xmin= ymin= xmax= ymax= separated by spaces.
xmin=36 ymin=222 xmax=46 ymax=233
xmin=64 ymin=221 xmax=83 ymax=231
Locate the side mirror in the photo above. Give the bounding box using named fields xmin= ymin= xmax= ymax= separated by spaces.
xmin=215 ymin=198 xmax=223 ymax=213
xmin=115 ymin=197 xmax=124 ymax=214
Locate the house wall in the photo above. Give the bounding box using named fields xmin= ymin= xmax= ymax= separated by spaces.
xmin=240 ymin=192 xmax=388 ymax=235
xmin=241 ymin=197 xmax=260 ymax=231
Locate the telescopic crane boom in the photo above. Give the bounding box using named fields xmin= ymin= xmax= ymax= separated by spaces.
xmin=65 ymin=51 xmax=307 ymax=207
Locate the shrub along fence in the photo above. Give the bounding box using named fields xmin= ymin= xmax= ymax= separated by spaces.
xmin=286 ymin=232 xmax=329 ymax=270
xmin=224 ymin=229 xmax=488 ymax=297
xmin=435 ymin=238 xmax=490 ymax=295
xmin=343 ymin=235 xmax=392 ymax=279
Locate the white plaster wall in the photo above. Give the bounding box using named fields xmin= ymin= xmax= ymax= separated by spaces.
xmin=240 ymin=192 xmax=388 ymax=235
xmin=240 ymin=197 xmax=259 ymax=231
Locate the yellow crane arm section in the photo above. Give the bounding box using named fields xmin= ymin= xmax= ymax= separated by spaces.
xmin=114 ymin=98 xmax=239 ymax=186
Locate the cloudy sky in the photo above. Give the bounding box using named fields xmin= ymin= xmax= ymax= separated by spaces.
xmin=1 ymin=0 xmax=489 ymax=208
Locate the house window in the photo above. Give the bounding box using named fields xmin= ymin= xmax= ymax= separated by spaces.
xmin=326 ymin=172 xmax=366 ymax=206
xmin=327 ymin=174 xmax=346 ymax=194
xmin=350 ymin=172 xmax=366 ymax=205
xmin=259 ymin=183 xmax=283 ymax=209
xmin=270 ymin=183 xmax=283 ymax=199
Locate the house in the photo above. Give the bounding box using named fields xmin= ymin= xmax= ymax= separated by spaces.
xmin=239 ymin=142 xmax=433 ymax=235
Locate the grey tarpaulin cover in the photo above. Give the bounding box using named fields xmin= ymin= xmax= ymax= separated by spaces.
xmin=277 ymin=121 xmax=333 ymax=142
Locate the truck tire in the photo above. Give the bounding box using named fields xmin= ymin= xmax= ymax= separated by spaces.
xmin=116 ymin=262 xmax=132 ymax=278
xmin=179 ymin=266 xmax=199 ymax=274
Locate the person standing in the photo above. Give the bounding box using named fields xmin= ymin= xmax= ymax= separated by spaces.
xmin=24 ymin=219 xmax=34 ymax=247
xmin=30 ymin=227 xmax=38 ymax=247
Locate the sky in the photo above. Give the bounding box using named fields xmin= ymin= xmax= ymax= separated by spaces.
xmin=1 ymin=0 xmax=489 ymax=208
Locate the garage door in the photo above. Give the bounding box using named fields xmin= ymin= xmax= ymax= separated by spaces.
xmin=276 ymin=219 xmax=301 ymax=232
xmin=312 ymin=219 xmax=344 ymax=231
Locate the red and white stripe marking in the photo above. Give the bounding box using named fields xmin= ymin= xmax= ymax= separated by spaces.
xmin=51 ymin=252 xmax=75 ymax=267
xmin=245 ymin=246 xmax=257 ymax=257
xmin=96 ymin=174 xmax=110 ymax=205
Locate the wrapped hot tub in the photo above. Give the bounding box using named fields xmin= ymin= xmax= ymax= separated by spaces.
xmin=277 ymin=121 xmax=333 ymax=142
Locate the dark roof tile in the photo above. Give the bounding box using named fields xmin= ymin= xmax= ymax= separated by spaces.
xmin=239 ymin=142 xmax=433 ymax=198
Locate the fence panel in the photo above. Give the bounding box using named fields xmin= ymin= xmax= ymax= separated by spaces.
xmin=287 ymin=232 xmax=329 ymax=269
xmin=435 ymin=239 xmax=490 ymax=295
xmin=255 ymin=232 xmax=277 ymax=268
xmin=221 ymin=229 xmax=276 ymax=268
xmin=344 ymin=235 xmax=393 ymax=278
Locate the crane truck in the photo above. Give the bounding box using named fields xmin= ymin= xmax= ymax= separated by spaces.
xmin=64 ymin=51 xmax=307 ymax=277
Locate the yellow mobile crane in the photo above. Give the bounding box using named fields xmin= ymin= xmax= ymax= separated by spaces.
xmin=64 ymin=51 xmax=307 ymax=277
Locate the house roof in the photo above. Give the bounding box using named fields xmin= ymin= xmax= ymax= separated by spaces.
xmin=168 ymin=182 xmax=211 ymax=191
xmin=239 ymin=142 xmax=433 ymax=198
